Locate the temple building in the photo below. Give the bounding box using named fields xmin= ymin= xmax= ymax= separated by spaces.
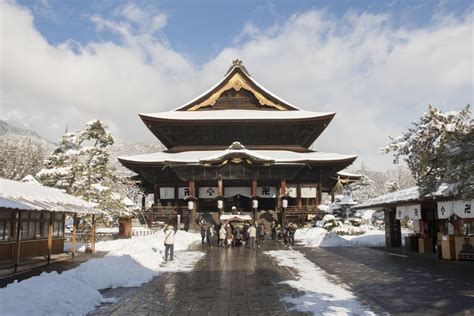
xmin=119 ymin=60 xmax=359 ymax=229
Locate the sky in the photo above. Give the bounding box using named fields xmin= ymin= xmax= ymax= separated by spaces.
xmin=1 ymin=0 xmax=473 ymax=171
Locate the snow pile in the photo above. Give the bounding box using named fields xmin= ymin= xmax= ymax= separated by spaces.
xmin=265 ymin=250 xmax=374 ymax=315
xmin=0 ymin=231 xmax=202 ymax=316
xmin=296 ymin=227 xmax=351 ymax=247
xmin=296 ymin=227 xmax=387 ymax=247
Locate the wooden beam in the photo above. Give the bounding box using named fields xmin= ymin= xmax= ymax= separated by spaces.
xmin=153 ymin=184 xmax=160 ymax=205
xmin=71 ymin=213 xmax=77 ymax=259
xmin=251 ymin=177 xmax=257 ymax=197
xmin=90 ymin=215 xmax=96 ymax=253
xmin=14 ymin=210 xmax=22 ymax=273
xmin=296 ymin=182 xmax=302 ymax=210
xmin=317 ymin=182 xmax=323 ymax=206
xmin=188 ymin=179 xmax=196 ymax=230
xmin=47 ymin=211 xmax=53 ymax=264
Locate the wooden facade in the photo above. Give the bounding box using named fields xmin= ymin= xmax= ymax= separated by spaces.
xmin=119 ymin=60 xmax=359 ymax=228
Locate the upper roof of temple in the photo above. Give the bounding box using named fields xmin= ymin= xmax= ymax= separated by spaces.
xmin=139 ymin=60 xmax=335 ymax=150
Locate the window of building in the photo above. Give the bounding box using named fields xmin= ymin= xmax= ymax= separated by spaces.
xmin=0 ymin=210 xmax=13 ymax=241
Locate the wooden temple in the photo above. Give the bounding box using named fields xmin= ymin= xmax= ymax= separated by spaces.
xmin=119 ymin=60 xmax=359 ymax=229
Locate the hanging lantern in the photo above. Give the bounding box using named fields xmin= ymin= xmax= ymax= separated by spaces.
xmin=282 ymin=198 xmax=288 ymax=208
xmin=187 ymin=200 xmax=194 ymax=210
xmin=217 ymin=200 xmax=224 ymax=210
xmin=252 ymin=199 xmax=258 ymax=209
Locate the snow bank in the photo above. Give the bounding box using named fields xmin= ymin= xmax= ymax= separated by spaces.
xmin=265 ymin=250 xmax=374 ymax=315
xmin=0 ymin=231 xmax=202 ymax=316
xmin=296 ymin=227 xmax=386 ymax=247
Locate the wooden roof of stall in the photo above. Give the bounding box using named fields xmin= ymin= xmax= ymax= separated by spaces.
xmin=139 ymin=60 xmax=335 ymax=150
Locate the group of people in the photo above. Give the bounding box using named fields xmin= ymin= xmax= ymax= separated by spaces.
xmin=200 ymin=221 xmax=267 ymax=249
xmin=270 ymin=221 xmax=297 ymax=246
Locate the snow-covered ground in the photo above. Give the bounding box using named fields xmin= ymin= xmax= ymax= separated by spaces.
xmin=296 ymin=226 xmax=412 ymax=247
xmin=265 ymin=250 xmax=374 ymax=315
xmin=0 ymin=231 xmax=202 ymax=316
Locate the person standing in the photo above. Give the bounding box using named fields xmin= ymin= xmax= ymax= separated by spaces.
xmin=243 ymin=224 xmax=249 ymax=248
xmin=234 ymin=226 xmax=241 ymax=247
xmin=164 ymin=225 xmax=177 ymax=262
xmin=206 ymin=224 xmax=214 ymax=247
xmin=249 ymin=224 xmax=257 ymax=249
xmin=219 ymin=225 xmax=226 ymax=247
xmin=259 ymin=223 xmax=265 ymax=246
xmin=226 ymin=224 xmax=233 ymax=247
xmin=200 ymin=223 xmax=207 ymax=244
xmin=271 ymin=221 xmax=276 ymax=240
xmin=288 ymin=223 xmax=297 ymax=246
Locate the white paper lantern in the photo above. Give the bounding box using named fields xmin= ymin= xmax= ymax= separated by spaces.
xmin=217 ymin=200 xmax=224 ymax=209
xmin=252 ymin=199 xmax=258 ymax=209
xmin=187 ymin=200 xmax=194 ymax=210
xmin=282 ymin=199 xmax=288 ymax=208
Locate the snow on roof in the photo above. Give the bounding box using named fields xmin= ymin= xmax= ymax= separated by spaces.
xmin=119 ymin=147 xmax=357 ymax=165
xmin=336 ymin=171 xmax=363 ymax=178
xmin=0 ymin=178 xmax=102 ymax=215
xmin=355 ymin=184 xmax=450 ymax=209
xmin=140 ymin=109 xmax=334 ymax=121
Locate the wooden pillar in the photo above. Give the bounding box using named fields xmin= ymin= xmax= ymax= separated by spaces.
xmin=90 ymin=214 xmax=96 ymax=252
xmin=252 ymin=177 xmax=257 ymax=224
xmin=188 ymin=179 xmax=196 ymax=230
xmin=71 ymin=213 xmax=77 ymax=259
xmin=14 ymin=210 xmax=22 ymax=273
xmin=153 ymin=184 xmax=160 ymax=206
xmin=296 ymin=182 xmax=302 ymax=211
xmin=47 ymin=211 xmax=53 ymax=264
xmin=280 ymin=179 xmax=287 ymax=226
xmin=317 ymin=182 xmax=323 ymax=205
xmin=218 ymin=175 xmax=224 ymax=196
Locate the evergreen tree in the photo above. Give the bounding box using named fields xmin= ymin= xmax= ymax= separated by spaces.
xmin=37 ymin=120 xmax=130 ymax=216
xmin=383 ymin=104 xmax=473 ymax=199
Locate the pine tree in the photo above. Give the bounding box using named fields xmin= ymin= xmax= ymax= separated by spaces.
xmin=383 ymin=104 xmax=473 ymax=199
xmin=37 ymin=120 xmax=130 ymax=216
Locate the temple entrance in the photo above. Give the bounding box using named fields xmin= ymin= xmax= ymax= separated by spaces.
xmin=226 ymin=194 xmax=251 ymax=213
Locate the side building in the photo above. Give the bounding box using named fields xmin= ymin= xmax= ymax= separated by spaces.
xmin=119 ymin=60 xmax=359 ymax=229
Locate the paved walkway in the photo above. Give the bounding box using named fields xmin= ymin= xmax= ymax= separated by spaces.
xmin=92 ymin=242 xmax=310 ymax=315
xmin=297 ymin=246 xmax=474 ymax=315
xmin=91 ymin=241 xmax=474 ymax=315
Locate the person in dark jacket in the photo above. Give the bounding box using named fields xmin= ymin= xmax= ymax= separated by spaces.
xmin=200 ymin=223 xmax=207 ymax=244
xmin=234 ymin=226 xmax=241 ymax=247
xmin=206 ymin=224 xmax=214 ymax=247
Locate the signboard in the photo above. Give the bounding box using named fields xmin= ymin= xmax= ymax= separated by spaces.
xmin=453 ymin=200 xmax=474 ymax=218
xmin=286 ymin=186 xmax=297 ymax=198
xmin=301 ymin=187 xmax=317 ymax=198
xmin=224 ymin=187 xmax=251 ymax=197
xmin=437 ymin=201 xmax=455 ymax=219
xmin=198 ymin=187 xmax=218 ymax=199
xmin=257 ymin=186 xmax=276 ymax=198
xmin=159 ymin=187 xmax=175 ymax=200
xmin=178 ymin=187 xmax=190 ymax=199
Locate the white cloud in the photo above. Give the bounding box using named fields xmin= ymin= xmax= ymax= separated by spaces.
xmin=0 ymin=1 xmax=472 ymax=171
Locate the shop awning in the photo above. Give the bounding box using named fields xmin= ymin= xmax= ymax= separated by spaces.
xmin=396 ymin=204 xmax=421 ymax=220
xmin=437 ymin=200 xmax=473 ymax=219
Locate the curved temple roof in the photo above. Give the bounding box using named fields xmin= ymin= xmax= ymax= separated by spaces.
xmin=118 ymin=142 xmax=357 ymax=166
xmin=139 ymin=109 xmax=335 ymax=122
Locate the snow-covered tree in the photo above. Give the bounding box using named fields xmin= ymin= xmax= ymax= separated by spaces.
xmin=0 ymin=139 xmax=48 ymax=180
xmin=383 ymin=104 xmax=473 ymax=199
xmin=37 ymin=120 xmax=130 ymax=216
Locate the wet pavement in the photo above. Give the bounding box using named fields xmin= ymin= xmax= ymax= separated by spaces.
xmin=91 ymin=241 xmax=310 ymax=315
xmin=297 ymin=246 xmax=474 ymax=315
xmin=90 ymin=241 xmax=474 ymax=315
